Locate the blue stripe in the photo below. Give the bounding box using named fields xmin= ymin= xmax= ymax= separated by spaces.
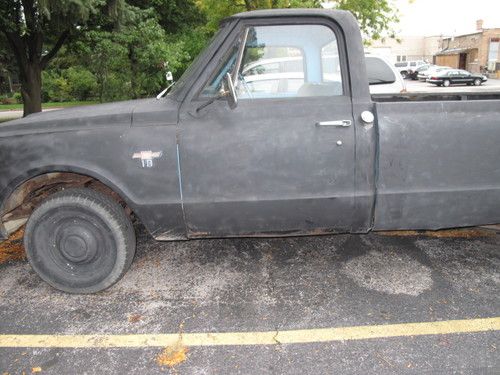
xmin=176 ymin=143 xmax=184 ymax=202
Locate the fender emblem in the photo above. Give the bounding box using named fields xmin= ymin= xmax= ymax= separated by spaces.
xmin=132 ymin=150 xmax=163 ymax=168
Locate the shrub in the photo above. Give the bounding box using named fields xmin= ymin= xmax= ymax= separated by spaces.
xmin=13 ymin=92 xmax=22 ymax=103
xmin=65 ymin=67 xmax=97 ymax=101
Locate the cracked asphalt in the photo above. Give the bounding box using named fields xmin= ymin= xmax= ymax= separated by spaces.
xmin=0 ymin=225 xmax=499 ymax=374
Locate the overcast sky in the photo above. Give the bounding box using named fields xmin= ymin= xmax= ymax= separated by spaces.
xmin=392 ymin=0 xmax=500 ymax=36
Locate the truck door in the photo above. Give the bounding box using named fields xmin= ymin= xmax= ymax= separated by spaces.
xmin=178 ymin=19 xmax=371 ymax=237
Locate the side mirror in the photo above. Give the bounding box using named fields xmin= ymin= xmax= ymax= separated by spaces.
xmin=223 ymin=72 xmax=238 ymax=109
xmin=166 ymin=71 xmax=173 ymax=82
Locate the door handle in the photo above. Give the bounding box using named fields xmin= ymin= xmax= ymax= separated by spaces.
xmin=315 ymin=120 xmax=352 ymax=127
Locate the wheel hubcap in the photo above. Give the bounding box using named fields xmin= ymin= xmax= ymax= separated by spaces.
xmin=57 ymin=225 xmax=98 ymax=264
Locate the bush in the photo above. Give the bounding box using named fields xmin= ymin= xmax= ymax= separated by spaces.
xmin=13 ymin=92 xmax=22 ymax=103
xmin=0 ymin=95 xmax=15 ymax=104
xmin=65 ymin=67 xmax=97 ymax=101
xmin=42 ymin=71 xmax=71 ymax=102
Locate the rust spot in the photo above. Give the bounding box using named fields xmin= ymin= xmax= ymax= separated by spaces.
xmin=377 ymin=228 xmax=495 ymax=239
xmin=156 ymin=343 xmax=188 ymax=368
xmin=0 ymin=227 xmax=26 ymax=264
xmin=1 ymin=172 xmax=129 ymax=224
xmin=128 ymin=314 xmax=142 ymax=323
xmin=156 ymin=321 xmax=188 ymax=369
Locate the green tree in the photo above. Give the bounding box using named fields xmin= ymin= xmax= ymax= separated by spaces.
xmin=198 ymin=0 xmax=398 ymax=40
xmin=128 ymin=0 xmax=205 ymax=33
xmin=334 ymin=0 xmax=399 ymax=41
xmin=73 ymin=31 xmax=129 ymax=102
xmin=0 ymin=0 xmax=122 ymax=115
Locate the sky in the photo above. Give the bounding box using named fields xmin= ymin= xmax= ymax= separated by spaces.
xmin=322 ymin=0 xmax=500 ymax=36
xmin=392 ymin=0 xmax=500 ymax=36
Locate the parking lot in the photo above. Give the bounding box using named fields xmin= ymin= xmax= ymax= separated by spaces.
xmin=0 ymin=224 xmax=499 ymax=374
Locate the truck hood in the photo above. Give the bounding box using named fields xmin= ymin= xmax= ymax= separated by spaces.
xmin=0 ymin=97 xmax=179 ymax=138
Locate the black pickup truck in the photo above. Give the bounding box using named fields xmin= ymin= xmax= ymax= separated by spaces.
xmin=1 ymin=9 xmax=499 ymax=293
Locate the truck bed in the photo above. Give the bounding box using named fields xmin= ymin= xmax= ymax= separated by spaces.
xmin=372 ymin=93 xmax=500 ymax=230
xmin=372 ymin=91 xmax=500 ymax=102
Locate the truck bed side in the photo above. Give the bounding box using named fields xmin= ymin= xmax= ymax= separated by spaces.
xmin=373 ymin=97 xmax=500 ymax=230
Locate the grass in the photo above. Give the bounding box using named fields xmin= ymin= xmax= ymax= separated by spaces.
xmin=0 ymin=100 xmax=98 ymax=111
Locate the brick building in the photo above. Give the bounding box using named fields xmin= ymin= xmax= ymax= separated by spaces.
xmin=435 ymin=20 xmax=500 ymax=74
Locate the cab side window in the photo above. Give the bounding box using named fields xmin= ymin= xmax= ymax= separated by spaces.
xmin=202 ymin=24 xmax=343 ymax=98
xmin=238 ymin=25 xmax=343 ymax=98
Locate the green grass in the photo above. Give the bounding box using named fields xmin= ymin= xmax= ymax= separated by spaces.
xmin=0 ymin=101 xmax=99 ymax=111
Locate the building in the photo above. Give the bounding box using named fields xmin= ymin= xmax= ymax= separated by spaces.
xmin=366 ymin=35 xmax=445 ymax=63
xmin=435 ymin=20 xmax=500 ymax=74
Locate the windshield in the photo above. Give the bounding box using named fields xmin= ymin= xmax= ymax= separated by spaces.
xmin=168 ymin=29 xmax=225 ymax=99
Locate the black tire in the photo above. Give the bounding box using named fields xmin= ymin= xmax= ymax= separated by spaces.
xmin=443 ymin=79 xmax=450 ymax=87
xmin=24 ymin=188 xmax=136 ymax=294
xmin=474 ymin=78 xmax=482 ymax=86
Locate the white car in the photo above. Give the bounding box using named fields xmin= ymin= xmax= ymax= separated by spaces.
xmin=365 ymin=54 xmax=406 ymax=94
xmin=417 ymin=66 xmax=451 ymax=81
xmin=394 ymin=60 xmax=427 ymax=79
xmin=238 ymin=54 xmax=405 ymax=97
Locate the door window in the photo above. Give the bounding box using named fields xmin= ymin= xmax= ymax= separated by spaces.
xmin=202 ymin=24 xmax=343 ymax=99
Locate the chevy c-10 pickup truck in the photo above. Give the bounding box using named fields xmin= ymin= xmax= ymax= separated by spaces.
xmin=1 ymin=9 xmax=499 ymax=293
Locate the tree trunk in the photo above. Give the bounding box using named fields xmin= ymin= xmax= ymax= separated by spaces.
xmin=20 ymin=63 xmax=42 ymax=116
xmin=7 ymin=73 xmax=13 ymax=93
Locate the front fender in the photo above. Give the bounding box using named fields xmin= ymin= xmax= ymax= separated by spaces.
xmin=0 ymin=125 xmax=186 ymax=240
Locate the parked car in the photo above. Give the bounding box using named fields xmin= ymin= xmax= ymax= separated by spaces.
xmin=417 ymin=66 xmax=451 ymax=81
xmin=427 ymin=69 xmax=488 ymax=87
xmin=1 ymin=9 xmax=499 ymax=294
xmin=365 ymin=54 xmax=406 ymax=94
xmin=239 ymin=54 xmax=405 ymax=96
xmin=394 ymin=60 xmax=426 ymax=79
xmin=408 ymin=64 xmax=433 ymax=80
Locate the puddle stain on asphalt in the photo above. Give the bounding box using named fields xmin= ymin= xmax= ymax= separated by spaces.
xmin=0 ymin=228 xmax=26 ymax=264
xmin=341 ymin=249 xmax=433 ymax=296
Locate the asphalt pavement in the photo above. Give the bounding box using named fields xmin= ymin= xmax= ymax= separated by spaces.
xmin=0 ymin=225 xmax=499 ymax=374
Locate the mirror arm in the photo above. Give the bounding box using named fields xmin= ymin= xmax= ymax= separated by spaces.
xmin=195 ymin=94 xmax=222 ymax=113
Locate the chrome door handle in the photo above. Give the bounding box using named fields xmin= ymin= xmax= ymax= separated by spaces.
xmin=315 ymin=120 xmax=352 ymax=127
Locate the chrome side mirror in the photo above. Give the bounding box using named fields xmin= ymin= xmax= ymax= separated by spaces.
xmin=223 ymin=72 xmax=238 ymax=110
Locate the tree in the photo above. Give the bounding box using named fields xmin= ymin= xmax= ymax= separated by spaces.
xmin=334 ymin=0 xmax=399 ymax=41
xmin=128 ymin=0 xmax=205 ymax=34
xmin=0 ymin=0 xmax=120 ymax=116
xmin=198 ymin=0 xmax=398 ymax=40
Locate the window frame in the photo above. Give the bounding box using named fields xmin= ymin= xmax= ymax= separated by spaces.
xmin=191 ymin=17 xmax=351 ymax=102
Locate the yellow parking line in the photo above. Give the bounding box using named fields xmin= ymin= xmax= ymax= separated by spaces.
xmin=0 ymin=317 xmax=498 ymax=348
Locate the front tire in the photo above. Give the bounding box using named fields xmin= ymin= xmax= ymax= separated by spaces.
xmin=474 ymin=78 xmax=482 ymax=86
xmin=24 ymin=188 xmax=136 ymax=294
xmin=442 ymin=80 xmax=450 ymax=87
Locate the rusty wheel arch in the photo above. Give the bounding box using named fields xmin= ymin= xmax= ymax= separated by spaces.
xmin=1 ymin=171 xmax=135 ymax=231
